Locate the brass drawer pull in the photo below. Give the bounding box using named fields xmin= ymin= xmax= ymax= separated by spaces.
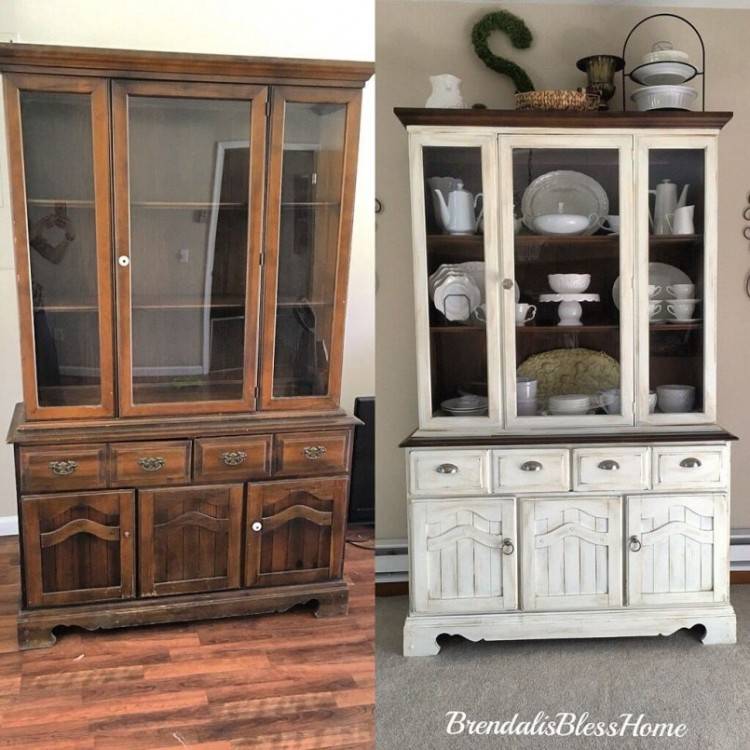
xmin=629 ymin=535 xmax=642 ymax=553
xmin=521 ymin=460 xmax=543 ymax=472
xmin=49 ymin=460 xmax=78 ymax=476
xmin=680 ymin=457 xmax=702 ymax=469
xmin=598 ymin=459 xmax=620 ymax=471
xmin=436 ymin=463 xmax=458 ymax=475
xmin=303 ymin=445 xmax=327 ymax=460
xmin=138 ymin=456 xmax=165 ymax=472
xmin=222 ymin=450 xmax=247 ymax=466
xmin=502 ymin=538 xmax=515 ymax=556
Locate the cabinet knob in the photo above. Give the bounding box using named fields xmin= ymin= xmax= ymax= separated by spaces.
xmin=251 ymin=521 xmax=263 ymax=532
xmin=303 ymin=445 xmax=327 ymax=460
xmin=502 ymin=538 xmax=515 ymax=556
xmin=598 ymin=459 xmax=620 ymax=471
xmin=502 ymin=278 xmax=515 ymax=290
xmin=118 ymin=255 xmax=130 ymax=267
xmin=629 ymin=535 xmax=642 ymax=553
xmin=680 ymin=457 xmax=702 ymax=469
xmin=123 ymin=530 xmax=131 ymax=539
xmin=138 ymin=456 xmax=165 ymax=472
xmin=435 ymin=463 xmax=458 ymax=475
xmin=521 ymin=460 xmax=543 ymax=472
xmin=48 ymin=460 xmax=78 ymax=476
xmin=222 ymin=450 xmax=247 ymax=466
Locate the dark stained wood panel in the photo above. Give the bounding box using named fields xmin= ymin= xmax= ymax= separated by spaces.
xmin=274 ymin=430 xmax=352 ymax=477
xmin=395 ymin=107 xmax=733 ymax=130
xmin=19 ymin=443 xmax=107 ymax=493
xmin=108 ymin=440 xmax=191 ymax=488
xmin=194 ymin=435 xmax=272 ymax=483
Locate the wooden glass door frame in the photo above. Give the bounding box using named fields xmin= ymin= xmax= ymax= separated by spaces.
xmin=111 ymin=79 xmax=268 ymax=417
xmin=499 ymin=133 xmax=636 ymax=430
xmin=635 ymin=134 xmax=718 ymax=426
xmin=259 ymin=86 xmax=362 ymax=411
xmin=3 ymin=73 xmax=115 ymax=420
xmin=405 ymin=130 xmax=502 ymax=430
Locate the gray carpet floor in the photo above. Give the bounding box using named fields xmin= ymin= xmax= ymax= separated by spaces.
xmin=376 ymin=586 xmax=750 ymax=749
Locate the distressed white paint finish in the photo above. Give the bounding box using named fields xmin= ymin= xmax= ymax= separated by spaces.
xmin=652 ymin=444 xmax=729 ymax=491
xmin=572 ymin=447 xmax=650 ymax=492
xmin=409 ymin=449 xmax=490 ymax=496
xmin=410 ymin=497 xmax=517 ymax=614
xmin=403 ymin=605 xmax=737 ymax=657
xmin=635 ymin=135 xmax=718 ymax=427
xmin=491 ymin=448 xmax=570 ymax=493
xmin=627 ymin=494 xmax=729 ymax=606
xmin=521 ymin=496 xmax=623 ymax=611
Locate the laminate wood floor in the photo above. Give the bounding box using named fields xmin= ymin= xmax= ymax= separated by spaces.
xmin=0 ymin=528 xmax=374 ymax=749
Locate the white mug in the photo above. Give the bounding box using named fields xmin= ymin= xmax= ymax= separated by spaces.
xmin=515 ymin=303 xmax=536 ymax=325
xmin=667 ymin=284 xmax=695 ymax=299
xmin=603 ymin=214 xmax=620 ymax=233
xmin=667 ymin=300 xmax=697 ymax=320
xmin=667 ymin=205 xmax=695 ymax=235
xmin=516 ymin=376 xmax=537 ymax=400
xmin=648 ymin=300 xmax=662 ymax=320
xmin=648 ymin=285 xmax=662 ymax=299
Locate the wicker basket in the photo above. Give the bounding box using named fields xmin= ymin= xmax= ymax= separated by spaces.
xmin=515 ymin=89 xmax=600 ymax=112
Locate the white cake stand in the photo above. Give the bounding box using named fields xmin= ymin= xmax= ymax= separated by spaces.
xmin=538 ymin=293 xmax=600 ymax=326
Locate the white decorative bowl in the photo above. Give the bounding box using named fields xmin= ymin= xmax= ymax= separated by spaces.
xmin=530 ymin=213 xmax=591 ymax=235
xmin=631 ymin=85 xmax=697 ymax=112
xmin=631 ymin=61 xmax=696 ymax=86
xmin=548 ymin=273 xmax=591 ymax=294
xmin=548 ymin=394 xmax=591 ymax=415
xmin=656 ymin=384 xmax=696 ymax=413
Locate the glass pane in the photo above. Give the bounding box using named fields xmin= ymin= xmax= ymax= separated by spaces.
xmin=272 ymin=101 xmax=346 ymax=398
xmin=648 ymin=149 xmax=705 ymax=415
xmin=422 ymin=146 xmax=489 ymax=419
xmin=511 ymin=148 xmax=622 ymax=419
xmin=20 ymin=91 xmax=101 ymax=407
xmin=127 ymin=96 xmax=251 ymax=404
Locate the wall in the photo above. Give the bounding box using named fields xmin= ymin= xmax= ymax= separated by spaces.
xmin=0 ymin=0 xmax=375 ymax=523
xmin=376 ymin=0 xmax=750 ymax=540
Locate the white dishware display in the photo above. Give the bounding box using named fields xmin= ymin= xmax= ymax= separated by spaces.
xmin=425 ymin=74 xmax=465 ymax=108
xmin=656 ymin=384 xmax=696 ymax=413
xmin=648 ymin=285 xmax=662 ymax=298
xmin=603 ymin=215 xmax=620 ymax=233
xmin=600 ymin=388 xmax=621 ymax=415
xmin=631 ymin=60 xmax=697 ymax=86
xmin=515 ymin=303 xmax=537 ymax=325
xmin=667 ymin=299 xmax=698 ymax=320
xmin=516 ymin=376 xmax=538 ymax=400
xmin=648 ymin=390 xmax=658 ymax=414
xmin=612 ymin=262 xmax=692 ymax=320
xmin=642 ymin=42 xmax=690 ymax=65
xmin=666 ymin=283 xmax=695 ymax=299
xmin=548 ymin=393 xmax=591 ymax=415
xmin=517 ymin=398 xmax=538 ymax=416
xmin=432 ymin=179 xmax=483 ymax=235
xmin=441 ymin=394 xmax=488 ymax=416
xmin=548 ymin=273 xmax=591 ymax=294
xmin=631 ymin=84 xmax=698 ymax=112
xmin=538 ymin=293 xmax=600 ymax=326
xmin=427 ymin=177 xmax=462 ymax=232
xmin=521 ymin=170 xmax=608 ymax=237
xmin=669 ymin=204 xmax=695 ymax=235
xmin=433 ymin=273 xmax=481 ymax=321
xmin=649 ymin=179 xmax=689 ymax=235
xmin=527 ymin=205 xmax=598 ymax=236
xmin=648 ymin=301 xmax=662 ymax=320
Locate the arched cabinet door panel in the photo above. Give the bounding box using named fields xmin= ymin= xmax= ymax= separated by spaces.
xmin=244 ymin=477 xmax=348 ymax=588
xmin=21 ymin=490 xmax=135 ymax=607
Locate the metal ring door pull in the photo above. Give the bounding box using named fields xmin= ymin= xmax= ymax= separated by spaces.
xmin=521 ymin=460 xmax=543 ymax=472
xmin=251 ymin=521 xmax=263 ymax=532
xmin=629 ymin=536 xmax=642 ymax=552
xmin=679 ymin=457 xmax=702 ymax=469
xmin=597 ymin=459 xmax=620 ymax=471
xmin=436 ymin=463 xmax=458 ymax=474
xmin=502 ymin=538 xmax=515 ymax=556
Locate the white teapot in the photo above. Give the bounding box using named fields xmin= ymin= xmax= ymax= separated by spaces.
xmin=432 ymin=180 xmax=482 ymax=235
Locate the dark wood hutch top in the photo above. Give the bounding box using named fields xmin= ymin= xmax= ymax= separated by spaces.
xmin=0 ymin=43 xmax=374 ymax=87
xmin=395 ymin=108 xmax=733 ymax=130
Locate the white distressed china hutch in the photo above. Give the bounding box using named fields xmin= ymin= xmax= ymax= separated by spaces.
xmin=396 ymin=108 xmax=737 ymax=656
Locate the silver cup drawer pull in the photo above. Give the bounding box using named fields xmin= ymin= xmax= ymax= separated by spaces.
xmin=436 ymin=463 xmax=458 ymax=475
xmin=680 ymin=457 xmax=702 ymax=469
xmin=49 ymin=460 xmax=78 ymax=476
xmin=597 ymin=459 xmax=620 ymax=471
xmin=521 ymin=460 xmax=543 ymax=473
xmin=138 ymin=456 xmax=165 ymax=472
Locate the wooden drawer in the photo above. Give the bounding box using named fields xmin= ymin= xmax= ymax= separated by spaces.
xmin=273 ymin=431 xmax=351 ymax=477
xmin=652 ymin=445 xmax=728 ymax=490
xmin=194 ymin=436 xmax=272 ymax=482
xmin=492 ymin=448 xmax=570 ymax=493
xmin=19 ymin=444 xmax=107 ymax=493
xmin=109 ymin=441 xmax=191 ymax=488
xmin=573 ymin=447 xmax=650 ymax=491
xmin=409 ymin=449 xmax=490 ymax=497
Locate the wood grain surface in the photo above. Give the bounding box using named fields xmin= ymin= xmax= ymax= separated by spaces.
xmin=0 ymin=527 xmax=374 ymax=749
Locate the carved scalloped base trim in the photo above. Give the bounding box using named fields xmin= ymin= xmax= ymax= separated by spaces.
xmin=403 ymin=605 xmax=737 ymax=656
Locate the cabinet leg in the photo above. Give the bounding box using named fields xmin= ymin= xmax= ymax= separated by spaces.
xmin=315 ymin=590 xmax=349 ymax=618
xmin=403 ymin=621 xmax=441 ymax=657
xmin=17 ymin=623 xmax=57 ymax=650
xmin=700 ymin=615 xmax=737 ymax=645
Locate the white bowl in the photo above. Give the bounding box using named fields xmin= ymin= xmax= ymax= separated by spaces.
xmin=631 ymin=61 xmax=696 ymax=86
xmin=643 ymin=48 xmax=690 ymax=65
xmin=548 ymin=394 xmax=591 ymax=415
xmin=530 ymin=213 xmax=591 ymax=235
xmin=631 ymin=85 xmax=697 ymax=112
xmin=656 ymin=384 xmax=696 ymax=413
xmin=548 ymin=273 xmax=591 ymax=294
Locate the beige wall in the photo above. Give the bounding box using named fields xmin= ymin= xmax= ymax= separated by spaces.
xmin=0 ymin=0 xmax=375 ymax=521
xmin=376 ymin=0 xmax=750 ymax=540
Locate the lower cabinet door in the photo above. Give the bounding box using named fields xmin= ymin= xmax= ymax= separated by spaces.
xmin=21 ymin=490 xmax=135 ymax=607
xmin=410 ymin=498 xmax=517 ymax=614
xmin=626 ymin=494 xmax=728 ymax=606
xmin=521 ymin=496 xmax=623 ymax=611
xmin=245 ymin=477 xmax=348 ymax=587
xmin=138 ymin=484 xmax=243 ymax=596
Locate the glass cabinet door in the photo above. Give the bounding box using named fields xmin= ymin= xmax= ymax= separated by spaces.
xmin=4 ymin=75 xmax=114 ymax=419
xmin=260 ymin=87 xmax=362 ymax=410
xmin=112 ymin=81 xmax=268 ymax=416
xmin=501 ymin=135 xmax=634 ymax=427
xmin=637 ymin=137 xmax=716 ymax=424
xmin=409 ymin=133 xmax=501 ymax=428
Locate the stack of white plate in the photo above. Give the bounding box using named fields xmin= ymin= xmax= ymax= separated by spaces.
xmin=630 ymin=42 xmax=698 ymax=111
xmin=428 ymin=263 xmax=483 ymax=321
xmin=441 ymin=395 xmax=488 ymax=417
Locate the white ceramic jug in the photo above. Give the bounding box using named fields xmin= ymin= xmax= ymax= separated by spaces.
xmin=650 ymin=179 xmax=689 ymax=235
xmin=669 ymin=204 xmax=695 ymax=235
xmin=432 ymin=180 xmax=482 ymax=235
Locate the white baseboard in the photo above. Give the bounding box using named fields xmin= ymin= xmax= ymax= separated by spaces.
xmin=0 ymin=515 xmax=18 ymax=536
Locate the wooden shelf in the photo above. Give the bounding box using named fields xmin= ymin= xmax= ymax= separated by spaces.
xmin=429 ymin=322 xmax=702 ymax=334
xmin=430 ymin=324 xmax=485 ymax=333
xmin=277 ymin=299 xmax=333 ymax=308
xmin=27 ymin=198 xmax=94 ymax=208
xmin=131 ymin=201 xmax=247 ymax=209
xmin=34 ymin=296 xmax=246 ymax=312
